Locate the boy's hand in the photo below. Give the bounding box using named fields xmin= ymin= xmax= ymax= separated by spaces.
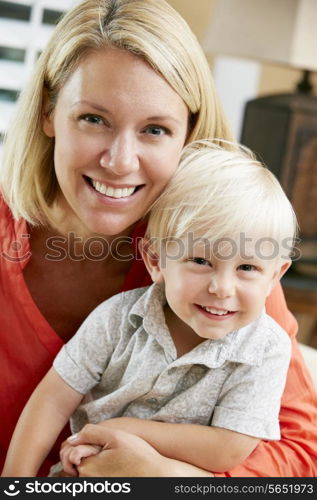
xmin=60 ymin=440 xmax=101 ymax=476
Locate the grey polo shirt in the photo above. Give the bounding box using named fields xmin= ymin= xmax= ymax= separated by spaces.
xmin=54 ymin=283 xmax=291 ymax=440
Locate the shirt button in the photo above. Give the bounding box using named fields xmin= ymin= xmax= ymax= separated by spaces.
xmin=146 ymin=398 xmax=158 ymax=405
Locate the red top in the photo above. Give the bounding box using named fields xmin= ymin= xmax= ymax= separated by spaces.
xmin=0 ymin=197 xmax=316 ymax=477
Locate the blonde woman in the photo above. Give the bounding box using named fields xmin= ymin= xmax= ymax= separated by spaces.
xmin=0 ymin=0 xmax=316 ymax=477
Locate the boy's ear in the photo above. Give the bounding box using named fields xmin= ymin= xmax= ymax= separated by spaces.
xmin=267 ymin=259 xmax=292 ymax=297
xmin=138 ymin=238 xmax=164 ymax=283
xmin=275 ymin=260 xmax=292 ymax=280
xmin=42 ymin=90 xmax=55 ymax=138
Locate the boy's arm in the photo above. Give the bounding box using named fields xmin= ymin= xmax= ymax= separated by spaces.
xmin=97 ymin=418 xmax=259 ymax=472
xmin=1 ymin=367 xmax=83 ymax=477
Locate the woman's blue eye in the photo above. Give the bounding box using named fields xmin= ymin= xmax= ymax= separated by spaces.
xmin=82 ymin=115 xmax=104 ymax=125
xmin=145 ymin=125 xmax=167 ymax=136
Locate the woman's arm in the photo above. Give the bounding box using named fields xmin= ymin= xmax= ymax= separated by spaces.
xmin=218 ymin=336 xmax=317 ymax=477
xmin=1 ymin=368 xmax=83 ymax=477
xmin=219 ymin=283 xmax=317 ymax=477
xmin=69 ymin=425 xmax=213 ymax=477
xmin=94 ymin=418 xmax=259 ymax=472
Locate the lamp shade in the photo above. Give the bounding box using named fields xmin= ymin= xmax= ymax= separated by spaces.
xmin=204 ymin=0 xmax=317 ymax=71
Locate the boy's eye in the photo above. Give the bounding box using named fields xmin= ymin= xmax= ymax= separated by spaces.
xmin=144 ymin=125 xmax=169 ymax=136
xmin=190 ymin=257 xmax=210 ymax=266
xmin=238 ymin=264 xmax=257 ymax=272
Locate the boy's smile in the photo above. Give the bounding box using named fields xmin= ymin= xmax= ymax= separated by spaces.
xmin=196 ymin=304 xmax=237 ymax=321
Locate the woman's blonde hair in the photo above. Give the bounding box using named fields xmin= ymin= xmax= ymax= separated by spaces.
xmin=146 ymin=140 xmax=298 ymax=260
xmin=1 ymin=0 xmax=233 ymax=225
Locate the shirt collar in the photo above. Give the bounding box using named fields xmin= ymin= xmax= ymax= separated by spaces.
xmin=129 ymin=283 xmax=177 ymax=359
xmin=128 ymin=283 xmax=268 ymax=368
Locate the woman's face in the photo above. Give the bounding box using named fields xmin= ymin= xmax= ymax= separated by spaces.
xmin=43 ymin=48 xmax=188 ymax=237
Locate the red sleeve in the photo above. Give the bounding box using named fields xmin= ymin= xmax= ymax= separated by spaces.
xmin=216 ymin=283 xmax=317 ymax=477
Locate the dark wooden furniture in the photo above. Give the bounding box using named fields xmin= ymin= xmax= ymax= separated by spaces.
xmin=241 ymin=92 xmax=317 ymax=239
xmin=282 ymin=266 xmax=317 ymax=348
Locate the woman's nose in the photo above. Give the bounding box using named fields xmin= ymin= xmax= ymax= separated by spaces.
xmin=100 ymin=133 xmax=139 ymax=175
xmin=208 ymin=274 xmax=234 ymax=298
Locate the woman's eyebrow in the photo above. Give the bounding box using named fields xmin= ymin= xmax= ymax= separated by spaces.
xmin=146 ymin=115 xmax=184 ymax=126
xmin=71 ymin=100 xmax=110 ymax=113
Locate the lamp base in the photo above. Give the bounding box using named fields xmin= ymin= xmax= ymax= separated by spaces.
xmin=240 ymin=92 xmax=317 ymax=239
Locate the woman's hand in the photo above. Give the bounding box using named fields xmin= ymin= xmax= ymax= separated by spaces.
xmin=68 ymin=424 xmax=213 ymax=477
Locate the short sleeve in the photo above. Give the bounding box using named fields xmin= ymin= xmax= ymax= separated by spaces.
xmin=53 ymin=293 xmax=123 ymax=394
xmin=211 ymin=330 xmax=291 ymax=440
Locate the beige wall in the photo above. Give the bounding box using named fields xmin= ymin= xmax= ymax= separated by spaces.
xmin=260 ymin=63 xmax=317 ymax=95
xmin=167 ymin=0 xmax=317 ymax=96
xmin=168 ymin=0 xmax=215 ymax=41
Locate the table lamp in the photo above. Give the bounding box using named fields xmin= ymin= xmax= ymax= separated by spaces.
xmin=203 ymin=0 xmax=317 ymax=247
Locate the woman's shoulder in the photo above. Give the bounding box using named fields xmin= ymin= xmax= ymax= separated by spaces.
xmin=0 ymin=193 xmax=17 ymax=238
xmin=0 ymin=193 xmax=13 ymax=220
xmin=265 ymin=281 xmax=298 ymax=338
xmin=0 ymin=193 xmax=30 ymax=267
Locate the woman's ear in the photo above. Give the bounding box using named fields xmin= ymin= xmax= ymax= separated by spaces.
xmin=42 ymin=90 xmax=55 ymax=138
xmin=138 ymin=238 xmax=164 ymax=283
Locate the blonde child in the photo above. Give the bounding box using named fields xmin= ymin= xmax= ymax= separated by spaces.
xmin=2 ymin=141 xmax=297 ymax=477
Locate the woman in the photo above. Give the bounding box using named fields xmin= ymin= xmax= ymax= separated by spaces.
xmin=1 ymin=0 xmax=316 ymax=477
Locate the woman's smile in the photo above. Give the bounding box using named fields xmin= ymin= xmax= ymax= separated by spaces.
xmin=84 ymin=175 xmax=144 ymax=200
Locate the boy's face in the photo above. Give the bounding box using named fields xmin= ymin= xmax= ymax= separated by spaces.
xmin=145 ymin=235 xmax=290 ymax=342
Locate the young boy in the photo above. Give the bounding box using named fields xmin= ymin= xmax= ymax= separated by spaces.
xmin=2 ymin=141 xmax=297 ymax=477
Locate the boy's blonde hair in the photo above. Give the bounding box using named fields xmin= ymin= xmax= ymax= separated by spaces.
xmin=146 ymin=140 xmax=298 ymax=260
xmin=1 ymin=0 xmax=233 ymax=226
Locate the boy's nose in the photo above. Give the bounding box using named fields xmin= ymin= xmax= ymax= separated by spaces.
xmin=208 ymin=274 xmax=234 ymax=298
